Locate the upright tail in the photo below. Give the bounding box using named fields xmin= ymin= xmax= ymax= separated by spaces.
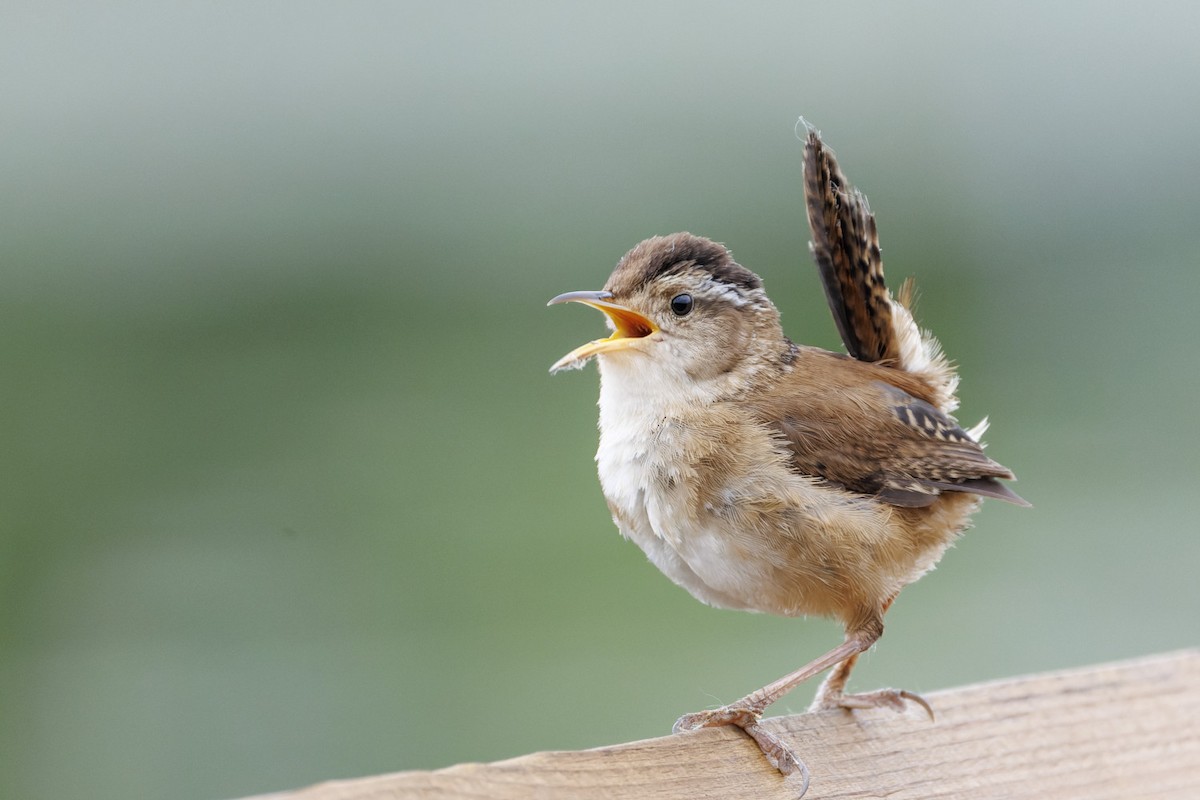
xmin=802 ymin=127 xmax=959 ymax=413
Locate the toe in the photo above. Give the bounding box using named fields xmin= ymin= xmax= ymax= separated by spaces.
xmin=816 ymin=688 xmax=935 ymax=718
xmin=672 ymin=711 xmax=706 ymax=733
xmin=672 ymin=705 xmax=760 ymax=733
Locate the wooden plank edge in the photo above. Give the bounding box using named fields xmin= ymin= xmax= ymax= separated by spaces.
xmin=239 ymin=649 xmax=1200 ymax=799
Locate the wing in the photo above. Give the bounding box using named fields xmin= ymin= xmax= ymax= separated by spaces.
xmin=803 ymin=129 xmax=899 ymax=365
xmin=759 ymin=351 xmax=1029 ymax=508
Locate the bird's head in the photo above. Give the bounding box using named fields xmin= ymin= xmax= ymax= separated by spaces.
xmin=549 ymin=233 xmax=782 ymax=389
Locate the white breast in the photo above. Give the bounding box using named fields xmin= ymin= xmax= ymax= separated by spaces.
xmin=593 ymin=358 xmax=769 ymax=611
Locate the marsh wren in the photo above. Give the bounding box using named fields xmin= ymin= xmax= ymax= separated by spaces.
xmin=548 ymin=128 xmax=1027 ymax=783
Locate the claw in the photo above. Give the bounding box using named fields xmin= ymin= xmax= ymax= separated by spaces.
xmin=899 ymin=689 xmax=935 ymax=721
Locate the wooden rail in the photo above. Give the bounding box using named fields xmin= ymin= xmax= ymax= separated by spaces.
xmin=241 ymin=649 xmax=1199 ymax=799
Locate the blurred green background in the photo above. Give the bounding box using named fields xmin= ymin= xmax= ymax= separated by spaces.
xmin=2 ymin=2 xmax=1198 ymax=798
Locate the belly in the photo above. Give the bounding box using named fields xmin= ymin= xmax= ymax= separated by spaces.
xmin=607 ymin=486 xmax=769 ymax=613
xmin=599 ymin=447 xmax=824 ymax=614
xmin=599 ymin=445 xmax=970 ymax=620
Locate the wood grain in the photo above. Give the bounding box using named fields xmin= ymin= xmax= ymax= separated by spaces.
xmin=241 ymin=649 xmax=1200 ymax=799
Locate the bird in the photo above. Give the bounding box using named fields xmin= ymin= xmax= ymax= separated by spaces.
xmin=547 ymin=126 xmax=1027 ymax=785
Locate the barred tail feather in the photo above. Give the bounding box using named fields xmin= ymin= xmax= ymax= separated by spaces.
xmin=804 ymin=129 xmax=959 ymax=412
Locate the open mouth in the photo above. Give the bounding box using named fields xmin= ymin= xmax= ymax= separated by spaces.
xmin=547 ymin=291 xmax=659 ymax=372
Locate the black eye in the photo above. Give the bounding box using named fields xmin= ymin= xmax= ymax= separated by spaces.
xmin=670 ymin=293 xmax=693 ymax=316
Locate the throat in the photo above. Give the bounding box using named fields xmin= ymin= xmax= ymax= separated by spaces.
xmin=594 ymin=359 xmax=698 ymax=475
xmin=596 ymin=358 xmax=726 ymax=439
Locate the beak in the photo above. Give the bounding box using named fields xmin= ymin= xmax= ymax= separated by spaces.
xmin=547 ymin=291 xmax=659 ymax=373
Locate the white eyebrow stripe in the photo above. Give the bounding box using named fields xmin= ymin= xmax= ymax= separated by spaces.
xmin=694 ymin=277 xmax=755 ymax=308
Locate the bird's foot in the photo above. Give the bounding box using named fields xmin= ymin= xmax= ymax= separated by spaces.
xmin=810 ymin=687 xmax=934 ymax=720
xmin=673 ymin=706 xmax=809 ymax=785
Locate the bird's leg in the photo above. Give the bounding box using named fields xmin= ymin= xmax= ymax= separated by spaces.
xmin=808 ymin=600 xmax=934 ymax=719
xmin=672 ymin=629 xmax=875 ymax=778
